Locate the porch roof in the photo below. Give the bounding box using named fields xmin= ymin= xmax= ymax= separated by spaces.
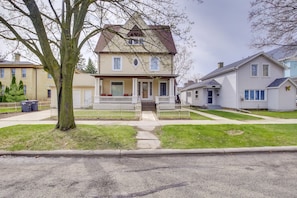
xmin=92 ymin=73 xmax=178 ymax=78
xmin=182 ymin=79 xmax=221 ymax=91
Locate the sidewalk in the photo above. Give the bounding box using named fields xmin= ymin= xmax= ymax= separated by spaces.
xmin=1 ymin=109 xmax=297 ymax=157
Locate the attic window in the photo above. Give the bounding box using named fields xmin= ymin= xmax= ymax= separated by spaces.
xmin=127 ymin=25 xmax=144 ymax=37
xmin=128 ymin=38 xmax=144 ymax=45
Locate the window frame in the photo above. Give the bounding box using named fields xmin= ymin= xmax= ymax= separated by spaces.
xmin=262 ymin=64 xmax=269 ymax=77
xmin=244 ymin=89 xmax=266 ymax=101
xmin=159 ymin=81 xmax=168 ymax=96
xmin=11 ymin=68 xmax=16 ymax=77
xmin=22 ymin=68 xmax=26 ymax=78
xmin=251 ymin=64 xmax=258 ymax=77
xmin=0 ymin=68 xmax=4 ymax=78
xmin=150 ymin=56 xmax=160 ymax=71
xmin=112 ymin=57 xmax=122 ymax=71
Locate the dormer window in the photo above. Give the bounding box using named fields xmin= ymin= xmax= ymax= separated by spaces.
xmin=127 ymin=38 xmax=144 ymax=45
xmin=127 ymin=25 xmax=144 ymax=45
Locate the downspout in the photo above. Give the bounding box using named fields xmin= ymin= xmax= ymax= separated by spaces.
xmin=235 ymin=68 xmax=239 ymax=109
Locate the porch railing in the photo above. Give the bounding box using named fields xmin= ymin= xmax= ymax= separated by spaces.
xmin=98 ymin=96 xmax=132 ymax=103
xmin=155 ymin=96 xmax=175 ymax=104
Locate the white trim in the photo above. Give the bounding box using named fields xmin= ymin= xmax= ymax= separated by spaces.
xmin=150 ymin=56 xmax=160 ymax=71
xmin=250 ymin=63 xmax=258 ymax=77
xmin=112 ymin=56 xmax=122 ymax=71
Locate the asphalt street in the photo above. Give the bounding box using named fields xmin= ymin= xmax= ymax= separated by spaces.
xmin=1 ymin=153 xmax=297 ymax=198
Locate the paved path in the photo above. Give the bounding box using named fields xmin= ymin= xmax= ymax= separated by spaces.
xmin=1 ymin=109 xmax=297 ymax=151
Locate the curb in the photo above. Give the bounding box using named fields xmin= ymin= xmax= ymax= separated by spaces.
xmin=1 ymin=146 xmax=297 ymax=158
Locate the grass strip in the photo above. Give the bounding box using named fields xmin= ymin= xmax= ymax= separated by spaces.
xmin=199 ymin=109 xmax=262 ymax=120
xmin=0 ymin=124 xmax=137 ymax=151
xmin=251 ymin=110 xmax=297 ymax=119
xmin=157 ymin=124 xmax=297 ymax=149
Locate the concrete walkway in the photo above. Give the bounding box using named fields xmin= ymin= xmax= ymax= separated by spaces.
xmin=1 ymin=109 xmax=297 ymax=154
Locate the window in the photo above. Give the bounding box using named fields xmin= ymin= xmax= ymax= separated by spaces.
xmin=150 ymin=57 xmax=159 ymax=71
xmin=112 ymin=57 xmax=122 ymax=71
xmin=47 ymin=89 xmax=51 ymax=98
xmin=0 ymin=69 xmax=4 ymax=78
xmin=160 ymin=82 xmax=167 ymax=96
xmin=150 ymin=82 xmax=153 ymax=96
xmin=111 ymin=82 xmax=123 ymax=96
xmin=133 ymin=58 xmax=139 ymax=67
xmin=263 ymin=64 xmax=269 ymax=76
xmin=251 ymin=64 xmax=258 ymax=76
xmin=195 ymin=90 xmax=199 ymax=98
xmin=22 ymin=68 xmax=26 ymax=78
xmin=128 ymin=38 xmax=144 ymax=45
xmin=11 ymin=68 xmax=16 ymax=77
xmin=244 ymin=90 xmax=265 ymax=101
xmin=23 ymin=85 xmax=26 ymax=95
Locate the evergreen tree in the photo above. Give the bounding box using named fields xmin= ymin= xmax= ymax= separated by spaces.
xmin=84 ymin=58 xmax=97 ymax=74
xmin=3 ymin=77 xmax=26 ymax=102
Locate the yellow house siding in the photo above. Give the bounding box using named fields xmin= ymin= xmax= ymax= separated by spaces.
xmin=99 ymin=53 xmax=173 ymax=75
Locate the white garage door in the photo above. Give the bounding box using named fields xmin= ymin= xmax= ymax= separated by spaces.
xmin=73 ymin=90 xmax=81 ymax=108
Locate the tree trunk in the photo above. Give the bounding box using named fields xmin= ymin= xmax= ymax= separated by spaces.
xmin=55 ymin=63 xmax=76 ymax=131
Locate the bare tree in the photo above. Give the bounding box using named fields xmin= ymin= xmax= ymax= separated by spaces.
xmin=174 ymin=45 xmax=194 ymax=85
xmin=249 ymin=0 xmax=297 ymax=48
xmin=0 ymin=0 xmax=197 ymax=131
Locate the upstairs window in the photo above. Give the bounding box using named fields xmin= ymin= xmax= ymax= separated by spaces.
xmin=127 ymin=38 xmax=144 ymax=45
xmin=150 ymin=56 xmax=159 ymax=71
xmin=112 ymin=57 xmax=122 ymax=71
xmin=0 ymin=68 xmax=4 ymax=78
xmin=22 ymin=68 xmax=26 ymax=78
xmin=263 ymin=64 xmax=269 ymax=76
xmin=251 ymin=64 xmax=258 ymax=76
xmin=11 ymin=68 xmax=16 ymax=77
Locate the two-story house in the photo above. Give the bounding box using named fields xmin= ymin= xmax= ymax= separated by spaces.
xmin=0 ymin=53 xmax=53 ymax=101
xmin=181 ymin=52 xmax=297 ymax=111
xmin=93 ymin=12 xmax=177 ymax=110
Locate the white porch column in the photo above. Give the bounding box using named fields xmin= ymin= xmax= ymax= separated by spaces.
xmin=169 ymin=78 xmax=175 ymax=103
xmin=132 ymin=78 xmax=138 ymax=104
xmin=94 ymin=77 xmax=100 ymax=103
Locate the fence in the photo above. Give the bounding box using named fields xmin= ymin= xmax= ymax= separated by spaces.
xmin=156 ymin=104 xmax=191 ymax=119
xmin=0 ymin=100 xmax=51 ymax=113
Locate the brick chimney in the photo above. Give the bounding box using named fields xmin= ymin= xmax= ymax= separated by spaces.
xmin=218 ymin=62 xmax=224 ymax=68
xmin=14 ymin=53 xmax=21 ymax=62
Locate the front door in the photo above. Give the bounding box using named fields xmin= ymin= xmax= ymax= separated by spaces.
xmin=142 ymin=82 xmax=148 ymax=99
xmin=207 ymin=90 xmax=213 ymax=104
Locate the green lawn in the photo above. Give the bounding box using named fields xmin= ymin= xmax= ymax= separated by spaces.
xmin=251 ymin=110 xmax=297 ymax=119
xmin=0 ymin=124 xmax=137 ymax=151
xmin=157 ymin=110 xmax=209 ymax=120
xmin=199 ymin=109 xmax=262 ymax=120
xmin=157 ymin=124 xmax=297 ymax=149
xmin=63 ymin=110 xmax=139 ymax=120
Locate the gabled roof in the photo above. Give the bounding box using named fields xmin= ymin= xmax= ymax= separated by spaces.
xmin=201 ymin=52 xmax=286 ymax=81
xmin=94 ymin=18 xmax=177 ymax=54
xmin=266 ymin=44 xmax=297 ymax=61
xmin=267 ymin=77 xmax=297 ymax=88
xmin=182 ymin=79 xmax=221 ymax=91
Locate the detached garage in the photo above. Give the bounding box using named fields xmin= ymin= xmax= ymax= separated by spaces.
xmin=51 ymin=72 xmax=95 ymax=109
xmin=267 ymin=78 xmax=297 ymax=111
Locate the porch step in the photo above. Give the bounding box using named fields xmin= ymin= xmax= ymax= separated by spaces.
xmin=207 ymin=105 xmax=222 ymax=110
xmin=141 ymin=101 xmax=156 ymax=111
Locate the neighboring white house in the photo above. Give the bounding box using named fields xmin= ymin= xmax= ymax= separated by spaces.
xmin=181 ymin=52 xmax=297 ymax=111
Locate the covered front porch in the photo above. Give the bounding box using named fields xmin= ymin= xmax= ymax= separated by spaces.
xmin=92 ymin=74 xmax=177 ymax=110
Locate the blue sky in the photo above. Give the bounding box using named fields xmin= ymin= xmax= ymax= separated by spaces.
xmin=181 ymin=0 xmax=262 ymax=77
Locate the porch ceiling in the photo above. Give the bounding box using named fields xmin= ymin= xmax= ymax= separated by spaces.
xmin=92 ymin=74 xmax=178 ymax=79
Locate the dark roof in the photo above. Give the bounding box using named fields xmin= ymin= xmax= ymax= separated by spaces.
xmin=267 ymin=77 xmax=297 ymax=88
xmin=267 ymin=78 xmax=288 ymax=88
xmin=182 ymin=79 xmax=221 ymax=91
xmin=94 ymin=25 xmax=177 ymax=54
xmin=201 ymin=52 xmax=285 ymax=81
